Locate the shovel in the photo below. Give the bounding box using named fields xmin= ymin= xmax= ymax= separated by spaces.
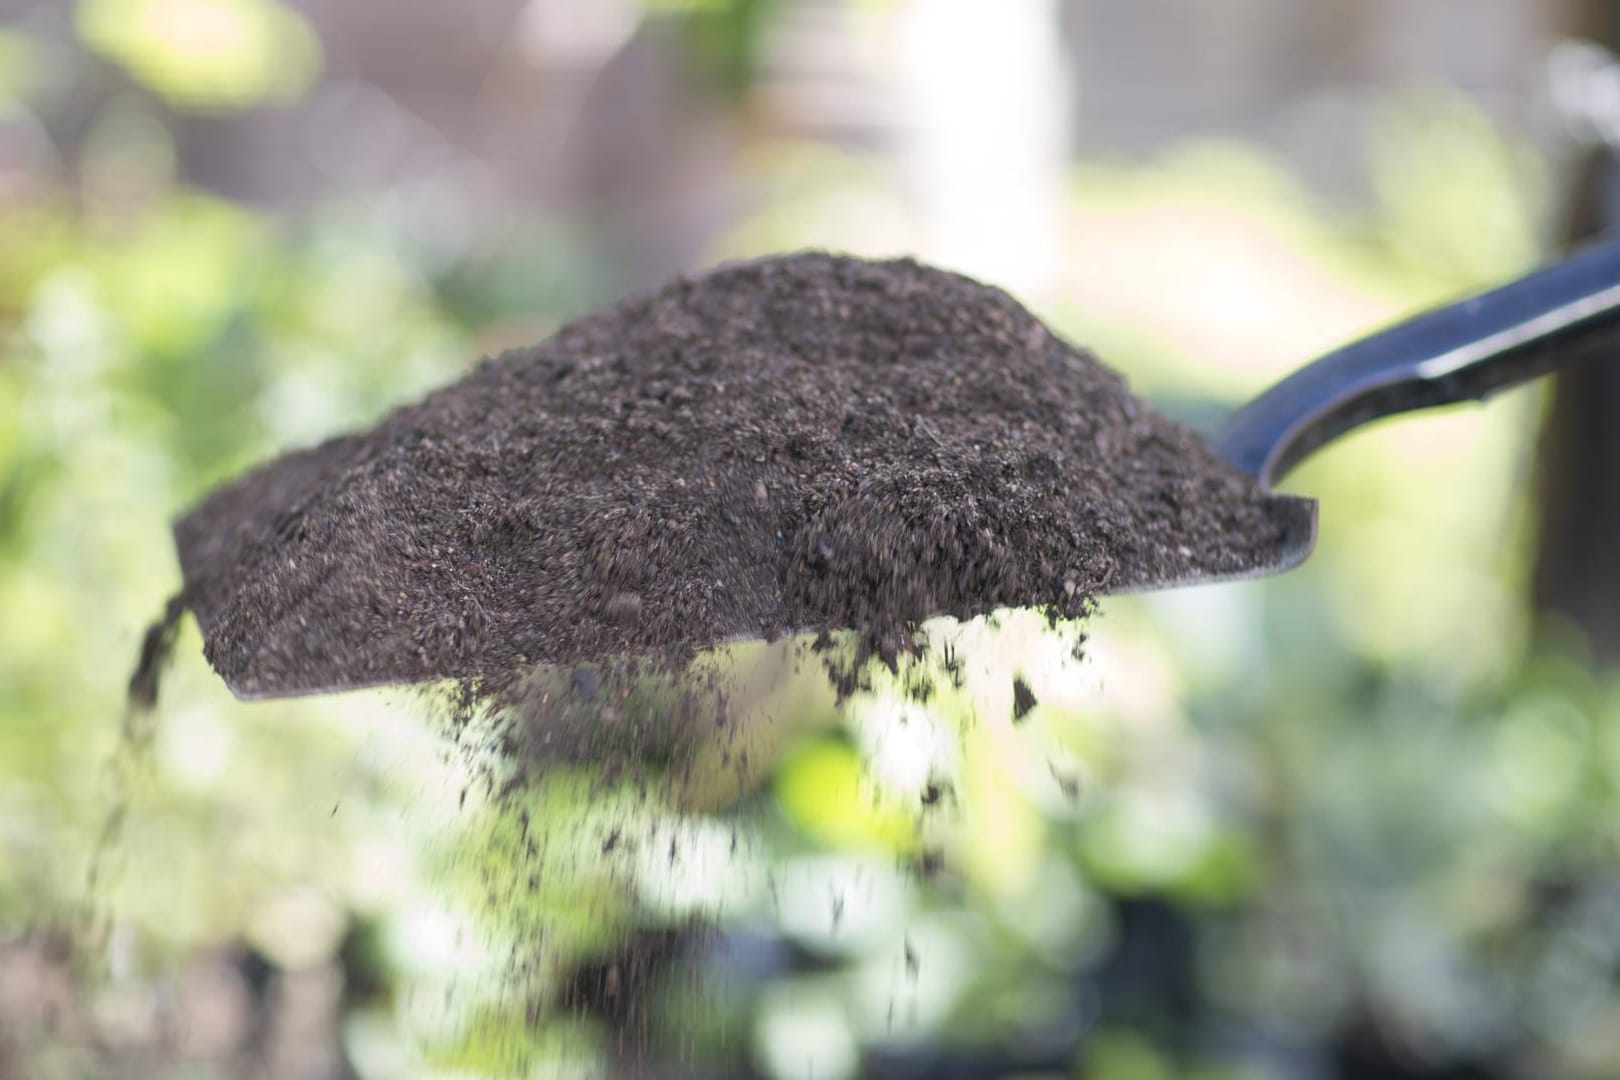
xmin=1180 ymin=234 xmax=1620 ymax=591
xmin=160 ymin=239 xmax=1620 ymax=702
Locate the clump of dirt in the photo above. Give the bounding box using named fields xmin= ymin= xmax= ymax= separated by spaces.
xmin=1011 ymin=677 xmax=1038 ymax=724
xmin=167 ymin=251 xmax=1290 ymax=710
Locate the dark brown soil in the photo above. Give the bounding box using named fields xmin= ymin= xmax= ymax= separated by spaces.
xmin=127 ymin=251 xmax=1303 ymax=1061
xmin=1011 ymin=677 xmax=1038 ymax=724
xmin=170 ymin=252 xmax=1291 ymax=703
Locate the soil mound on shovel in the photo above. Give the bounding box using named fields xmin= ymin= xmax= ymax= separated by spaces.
xmin=172 ymin=252 xmax=1288 ymax=703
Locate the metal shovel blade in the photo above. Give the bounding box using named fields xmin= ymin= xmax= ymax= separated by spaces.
xmin=1109 ymin=493 xmax=1318 ymax=597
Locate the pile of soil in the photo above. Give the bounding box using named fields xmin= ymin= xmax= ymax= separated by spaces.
xmin=169 ymin=252 xmax=1291 ymax=704
xmin=129 ymin=251 xmax=1302 ymax=1062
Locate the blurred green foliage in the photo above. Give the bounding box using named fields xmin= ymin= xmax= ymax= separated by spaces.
xmin=646 ymin=0 xmax=783 ymax=97
xmin=78 ymin=0 xmax=321 ymax=109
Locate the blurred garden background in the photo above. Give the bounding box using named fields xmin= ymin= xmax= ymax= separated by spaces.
xmin=5 ymin=0 xmax=1620 ymax=1077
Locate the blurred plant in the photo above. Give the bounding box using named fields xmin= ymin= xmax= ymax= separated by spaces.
xmin=0 ymin=28 xmax=46 ymax=108
xmin=76 ymin=0 xmax=321 ymax=109
xmin=637 ymin=0 xmax=784 ymax=98
xmin=1366 ymin=86 xmax=1549 ymax=285
xmin=0 ymin=42 xmax=571 ymax=1076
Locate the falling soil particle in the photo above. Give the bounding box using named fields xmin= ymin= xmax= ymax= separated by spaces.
xmin=167 ymin=252 xmax=1291 ymax=708
xmin=91 ymin=592 xmax=189 ymax=948
xmin=127 ymin=593 xmax=188 ymax=716
xmin=1011 ymin=677 xmax=1038 ymax=724
xmin=1049 ymin=762 xmax=1082 ymax=802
